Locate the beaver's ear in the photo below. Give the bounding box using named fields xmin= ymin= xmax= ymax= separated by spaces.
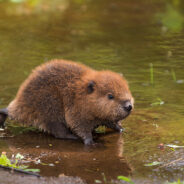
xmin=87 ymin=81 xmax=95 ymax=94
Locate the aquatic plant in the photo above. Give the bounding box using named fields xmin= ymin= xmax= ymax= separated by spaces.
xmin=0 ymin=152 xmax=21 ymax=169
xmin=7 ymin=122 xmax=39 ymax=135
xmin=171 ymin=69 xmax=176 ymax=82
xmin=150 ymin=63 xmax=154 ymax=85
xmin=117 ymin=176 xmax=135 ymax=184
xmin=151 ymin=98 xmax=164 ymax=106
xmin=94 ymin=173 xmax=108 ymax=184
xmin=0 ymin=152 xmax=40 ymax=173
xmin=158 ymin=5 xmax=184 ymax=33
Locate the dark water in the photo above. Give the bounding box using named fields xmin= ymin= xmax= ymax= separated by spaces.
xmin=0 ymin=0 xmax=184 ymax=183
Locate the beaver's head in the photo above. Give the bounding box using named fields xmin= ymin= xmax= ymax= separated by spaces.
xmin=84 ymin=71 xmax=134 ymax=123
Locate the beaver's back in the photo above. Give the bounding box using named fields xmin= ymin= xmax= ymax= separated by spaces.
xmin=8 ymin=60 xmax=90 ymax=130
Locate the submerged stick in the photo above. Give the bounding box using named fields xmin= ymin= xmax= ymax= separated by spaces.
xmin=0 ymin=164 xmax=40 ymax=177
xmin=159 ymin=158 xmax=183 ymax=168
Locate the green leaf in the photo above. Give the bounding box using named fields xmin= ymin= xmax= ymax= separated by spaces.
xmin=23 ymin=168 xmax=40 ymax=173
xmin=144 ymin=161 xmax=162 ymax=167
xmin=0 ymin=154 xmax=11 ymax=166
xmin=0 ymin=153 xmax=39 ymax=173
xmin=118 ymin=176 xmax=131 ymax=182
xmin=117 ymin=176 xmax=135 ymax=184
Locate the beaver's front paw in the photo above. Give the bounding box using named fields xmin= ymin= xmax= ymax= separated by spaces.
xmin=115 ymin=124 xmax=125 ymax=133
xmin=84 ymin=138 xmax=94 ymax=145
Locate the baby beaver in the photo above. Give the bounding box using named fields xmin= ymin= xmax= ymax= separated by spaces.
xmin=0 ymin=60 xmax=134 ymax=145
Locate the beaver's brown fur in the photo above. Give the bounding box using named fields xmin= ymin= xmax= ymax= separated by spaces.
xmin=2 ymin=60 xmax=134 ymax=145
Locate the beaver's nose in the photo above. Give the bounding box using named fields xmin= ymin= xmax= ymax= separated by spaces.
xmin=123 ymin=101 xmax=132 ymax=112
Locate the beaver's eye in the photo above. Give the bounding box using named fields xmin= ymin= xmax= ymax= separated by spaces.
xmin=108 ymin=94 xmax=114 ymax=100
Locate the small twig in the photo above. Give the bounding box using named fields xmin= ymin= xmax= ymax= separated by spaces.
xmin=0 ymin=164 xmax=40 ymax=177
xmin=159 ymin=158 xmax=183 ymax=168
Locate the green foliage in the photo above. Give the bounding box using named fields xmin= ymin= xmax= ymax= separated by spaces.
xmin=0 ymin=153 xmax=12 ymax=166
xmin=7 ymin=123 xmax=39 ymax=135
xmin=0 ymin=153 xmax=23 ymax=169
xmin=117 ymin=176 xmax=135 ymax=184
xmin=158 ymin=5 xmax=184 ymax=32
xmin=0 ymin=153 xmax=40 ymax=172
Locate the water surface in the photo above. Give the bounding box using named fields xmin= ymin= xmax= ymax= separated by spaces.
xmin=0 ymin=0 xmax=184 ymax=183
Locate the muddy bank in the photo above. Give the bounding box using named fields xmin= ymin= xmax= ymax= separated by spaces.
xmin=0 ymin=168 xmax=85 ymax=184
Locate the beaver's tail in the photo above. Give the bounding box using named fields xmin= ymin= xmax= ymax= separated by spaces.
xmin=0 ymin=108 xmax=8 ymax=128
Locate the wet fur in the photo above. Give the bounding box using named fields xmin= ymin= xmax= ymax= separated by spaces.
xmin=1 ymin=60 xmax=133 ymax=144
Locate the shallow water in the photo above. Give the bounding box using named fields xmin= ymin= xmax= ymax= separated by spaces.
xmin=0 ymin=0 xmax=184 ymax=183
